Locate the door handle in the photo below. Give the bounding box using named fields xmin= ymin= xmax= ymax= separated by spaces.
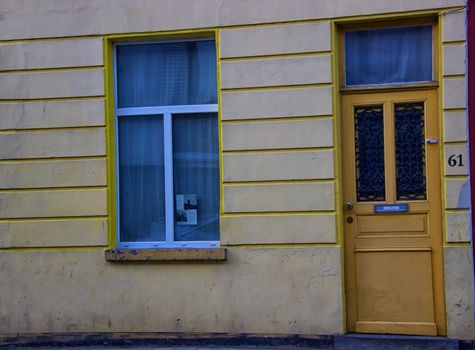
xmin=345 ymin=202 xmax=354 ymax=210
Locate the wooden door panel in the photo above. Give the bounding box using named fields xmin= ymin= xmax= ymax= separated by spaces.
xmin=342 ymin=90 xmax=445 ymax=336
xmin=357 ymin=214 xmax=426 ymax=234
xmin=355 ymin=251 xmax=435 ymax=322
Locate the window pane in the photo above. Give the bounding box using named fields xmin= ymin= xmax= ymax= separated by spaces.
xmin=345 ymin=26 xmax=432 ymax=86
xmin=172 ymin=113 xmax=219 ymax=241
xmin=355 ymin=105 xmax=385 ymax=201
xmin=395 ymin=102 xmax=427 ymax=200
xmin=118 ymin=115 xmax=166 ymax=242
xmin=117 ymin=40 xmax=217 ymax=108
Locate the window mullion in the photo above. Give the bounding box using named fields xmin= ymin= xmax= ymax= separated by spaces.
xmin=164 ymin=113 xmax=174 ymax=244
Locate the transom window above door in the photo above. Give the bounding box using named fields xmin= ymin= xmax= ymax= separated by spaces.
xmin=344 ymin=25 xmax=434 ymax=86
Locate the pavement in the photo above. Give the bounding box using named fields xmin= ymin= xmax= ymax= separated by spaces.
xmin=0 ymin=347 xmax=326 ymax=350
xmin=2 ymin=334 xmax=474 ymax=350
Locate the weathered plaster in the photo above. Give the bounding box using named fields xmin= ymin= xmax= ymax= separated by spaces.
xmin=0 ymin=248 xmax=343 ymax=335
xmin=444 ymin=246 xmax=475 ymax=340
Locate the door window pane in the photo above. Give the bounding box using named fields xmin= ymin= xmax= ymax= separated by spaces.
xmin=172 ymin=113 xmax=219 ymax=241
xmin=355 ymin=105 xmax=385 ymax=201
xmin=118 ymin=115 xmax=166 ymax=242
xmin=395 ymin=102 xmax=427 ymax=200
xmin=345 ymin=26 xmax=432 ymax=86
xmin=117 ymin=40 xmax=217 ymax=108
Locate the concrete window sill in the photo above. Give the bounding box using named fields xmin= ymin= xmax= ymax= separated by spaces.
xmin=105 ymin=248 xmax=227 ymax=262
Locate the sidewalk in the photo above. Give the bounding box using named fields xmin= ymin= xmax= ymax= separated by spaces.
xmin=1 ymin=347 xmax=326 ymax=350
xmin=2 ymin=334 xmax=474 ymax=350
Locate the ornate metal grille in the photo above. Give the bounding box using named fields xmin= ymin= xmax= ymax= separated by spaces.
xmin=395 ymin=102 xmax=426 ymax=200
xmin=355 ymin=105 xmax=385 ymax=201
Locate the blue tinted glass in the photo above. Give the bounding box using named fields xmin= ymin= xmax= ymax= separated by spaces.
xmin=117 ymin=40 xmax=217 ymax=107
xmin=345 ymin=26 xmax=432 ymax=86
xmin=395 ymin=103 xmax=426 ymax=200
xmin=118 ymin=115 xmax=165 ymax=242
xmin=172 ymin=113 xmax=219 ymax=241
xmin=355 ymin=105 xmax=385 ymax=201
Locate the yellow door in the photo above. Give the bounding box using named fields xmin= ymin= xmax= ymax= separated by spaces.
xmin=342 ymin=89 xmax=446 ymax=336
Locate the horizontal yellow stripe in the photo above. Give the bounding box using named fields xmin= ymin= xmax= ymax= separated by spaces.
xmin=224 ymin=179 xmax=335 ymax=186
xmin=0 ymin=34 xmax=104 ymax=44
xmin=0 ymin=246 xmax=108 ymax=252
xmin=0 ymin=155 xmax=107 ymax=163
xmin=222 ymin=210 xmax=336 ymax=216
xmin=0 ymin=215 xmax=109 ymax=222
xmin=442 ymin=40 xmax=467 ymax=46
xmin=443 ymin=243 xmax=472 ymax=248
xmin=223 ymin=147 xmax=334 ymax=155
xmin=0 ymin=65 xmax=104 ymax=74
xmin=106 ymin=28 xmax=216 ymax=41
xmin=223 ymin=179 xmax=334 ymax=186
xmin=221 ymin=82 xmax=333 ymax=93
xmin=222 ymin=243 xmax=341 ymax=248
xmin=445 ymin=208 xmax=470 ymax=213
xmin=0 ymin=185 xmax=107 ymax=193
xmin=0 ymin=95 xmax=105 ymax=103
xmin=0 ymin=125 xmax=105 ymax=134
xmin=443 ymin=140 xmax=467 ymax=146
xmin=443 ymin=108 xmax=466 ymax=112
xmin=221 ymin=211 xmax=336 ymax=217
xmin=222 ymin=115 xmax=334 ymax=124
xmin=444 ymin=175 xmax=469 ymax=180
xmin=443 ymin=74 xmax=466 ymax=79
xmin=220 ymin=51 xmax=332 ymax=62
xmin=335 ymin=6 xmax=464 ymax=23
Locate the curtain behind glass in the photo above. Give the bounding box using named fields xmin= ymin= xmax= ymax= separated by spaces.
xmin=117 ymin=40 xmax=217 ymax=107
xmin=345 ymin=26 xmax=432 ymax=86
xmin=119 ymin=115 xmax=166 ymax=242
xmin=172 ymin=113 xmax=219 ymax=241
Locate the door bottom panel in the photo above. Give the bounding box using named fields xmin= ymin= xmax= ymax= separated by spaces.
xmin=355 ymin=321 xmax=437 ymax=336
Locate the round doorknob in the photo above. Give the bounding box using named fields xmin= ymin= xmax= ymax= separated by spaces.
xmin=345 ymin=202 xmax=354 ymax=210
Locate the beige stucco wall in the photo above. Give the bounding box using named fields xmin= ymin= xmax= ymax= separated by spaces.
xmin=0 ymin=0 xmax=473 ymax=340
xmin=441 ymin=8 xmax=475 ymax=339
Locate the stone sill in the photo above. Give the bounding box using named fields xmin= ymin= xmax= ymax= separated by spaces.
xmin=105 ymin=248 xmax=227 ymax=262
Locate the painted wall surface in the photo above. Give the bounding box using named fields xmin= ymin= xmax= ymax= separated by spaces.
xmin=441 ymin=8 xmax=475 ymax=339
xmin=0 ymin=0 xmax=473 ymax=340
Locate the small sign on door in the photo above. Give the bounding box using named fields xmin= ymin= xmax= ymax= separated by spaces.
xmin=374 ymin=203 xmax=409 ymax=213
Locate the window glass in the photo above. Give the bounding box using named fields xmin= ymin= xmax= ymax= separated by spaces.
xmin=116 ymin=38 xmax=219 ymax=248
xmin=345 ymin=25 xmax=432 ymax=86
xmin=118 ymin=115 xmax=166 ymax=242
xmin=172 ymin=113 xmax=219 ymax=241
xmin=117 ymin=40 xmax=217 ymax=108
xmin=354 ymin=105 xmax=385 ymax=201
xmin=395 ymin=102 xmax=427 ymax=200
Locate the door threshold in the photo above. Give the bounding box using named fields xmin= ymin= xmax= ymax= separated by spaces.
xmin=335 ymin=333 xmax=459 ymax=350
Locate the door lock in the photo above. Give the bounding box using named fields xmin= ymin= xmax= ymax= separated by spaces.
xmin=345 ymin=202 xmax=354 ymax=210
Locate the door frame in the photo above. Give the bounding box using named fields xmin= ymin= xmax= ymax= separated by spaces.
xmin=335 ymin=16 xmax=447 ymax=335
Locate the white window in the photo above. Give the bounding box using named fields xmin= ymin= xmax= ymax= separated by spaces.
xmin=114 ymin=38 xmax=219 ymax=249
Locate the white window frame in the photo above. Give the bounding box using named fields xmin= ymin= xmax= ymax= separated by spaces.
xmin=113 ymin=39 xmax=220 ymax=249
